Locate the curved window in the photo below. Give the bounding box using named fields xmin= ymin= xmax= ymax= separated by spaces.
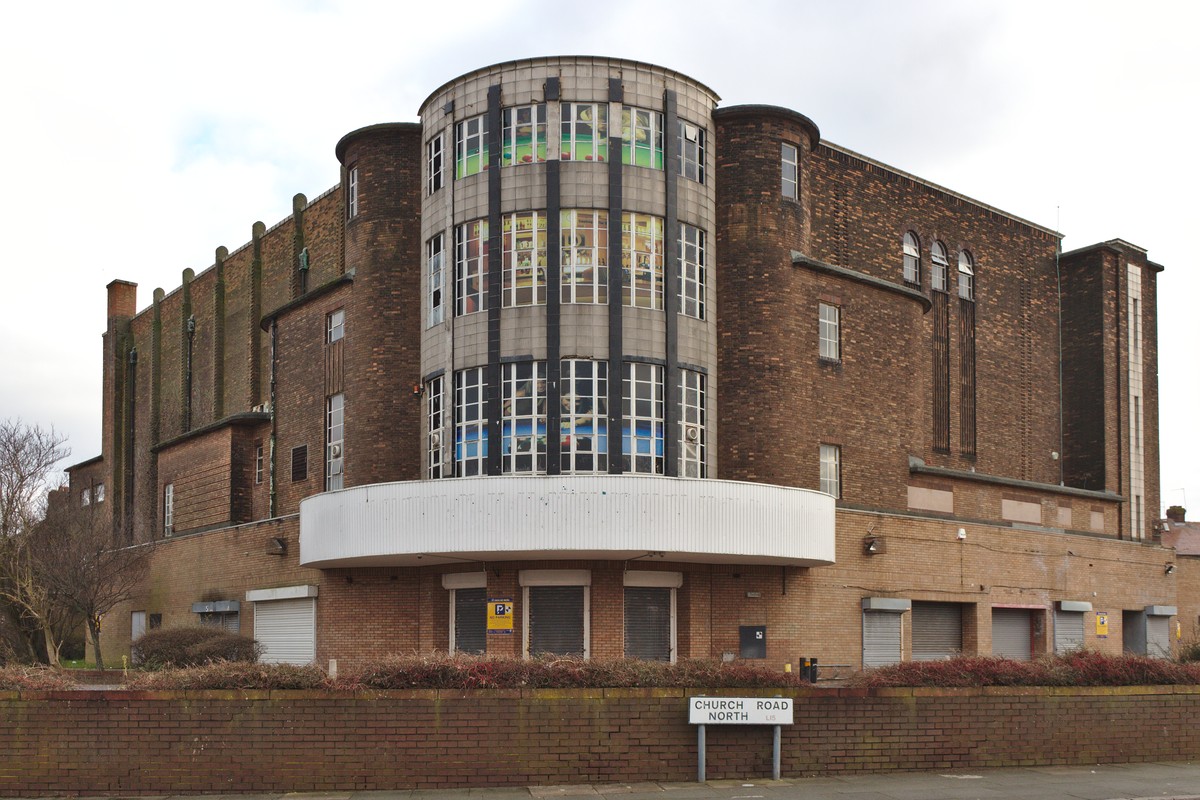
xmin=502 ymin=104 xmax=546 ymax=165
xmin=781 ymin=143 xmax=799 ymax=200
xmin=958 ymin=250 xmax=975 ymax=301
xmin=678 ymin=120 xmax=705 ymax=183
xmin=561 ymin=103 xmax=607 ymax=162
xmin=931 ymin=241 xmax=949 ymax=292
xmin=560 ymin=359 xmax=609 ymax=474
xmin=455 ymin=220 xmax=488 ymax=315
xmin=455 ymin=115 xmax=488 ymax=179
xmin=678 ymin=224 xmax=706 ymax=320
xmin=502 ymin=361 xmax=547 ymax=474
xmin=454 ymin=368 xmax=488 ymax=477
xmin=502 ymin=211 xmax=547 ymax=307
xmin=621 ymin=107 xmax=664 ymax=169
xmin=427 ymin=233 xmax=444 ymax=327
xmin=622 ymin=213 xmax=664 ymax=309
xmin=561 ymin=210 xmax=608 ymax=305
xmin=679 ymin=370 xmax=706 ymax=478
xmin=903 ymin=232 xmax=921 ymax=285
xmin=623 ymin=362 xmax=664 ymax=475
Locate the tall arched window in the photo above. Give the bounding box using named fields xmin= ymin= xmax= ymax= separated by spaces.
xmin=903 ymin=232 xmax=921 ymax=285
xmin=958 ymin=250 xmax=975 ymax=300
xmin=931 ymin=241 xmax=949 ymax=292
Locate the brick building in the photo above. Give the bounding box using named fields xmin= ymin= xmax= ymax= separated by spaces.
xmin=68 ymin=56 xmax=1175 ymax=670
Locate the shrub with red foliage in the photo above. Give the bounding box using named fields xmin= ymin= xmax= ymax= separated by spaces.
xmin=126 ymin=661 xmax=328 ymax=691
xmin=0 ymin=666 xmax=78 ymax=691
xmin=853 ymin=652 xmax=1200 ymax=688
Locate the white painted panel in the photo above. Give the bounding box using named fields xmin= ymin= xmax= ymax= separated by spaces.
xmin=254 ymin=598 xmax=316 ymax=665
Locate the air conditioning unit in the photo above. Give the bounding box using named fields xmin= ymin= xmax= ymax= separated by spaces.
xmin=430 ymin=432 xmax=442 ymax=448
xmin=331 ymin=443 xmax=343 ymax=459
xmin=684 ymin=425 xmax=700 ymax=442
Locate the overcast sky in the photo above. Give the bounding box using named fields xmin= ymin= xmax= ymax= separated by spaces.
xmin=1 ymin=0 xmax=1195 ymax=515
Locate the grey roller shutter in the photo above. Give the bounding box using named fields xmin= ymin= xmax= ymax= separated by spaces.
xmin=1147 ymin=616 xmax=1170 ymax=658
xmin=454 ymin=588 xmax=487 ymax=654
xmin=254 ymin=598 xmax=316 ymax=665
xmin=912 ymin=602 xmax=962 ymax=661
xmin=992 ymin=608 xmax=1032 ymax=661
xmin=529 ymin=585 xmax=584 ymax=656
xmin=862 ymin=611 xmax=902 ymax=667
xmin=1054 ymin=610 xmax=1085 ymax=653
xmin=624 ymin=586 xmax=672 ymax=661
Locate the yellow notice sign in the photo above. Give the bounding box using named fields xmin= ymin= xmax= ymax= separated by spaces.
xmin=1095 ymin=612 xmax=1109 ymax=638
xmin=488 ymin=598 xmax=514 ymax=634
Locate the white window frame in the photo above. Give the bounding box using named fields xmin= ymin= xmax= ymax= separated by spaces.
xmin=931 ymin=241 xmax=949 ymax=292
xmin=819 ymin=302 xmax=840 ymax=362
xmin=623 ymin=571 xmax=682 ymax=663
xmin=678 ymin=224 xmax=706 ymax=320
xmin=678 ymin=120 xmax=705 ymax=183
xmin=346 ymin=166 xmax=358 ymax=219
xmin=455 ymin=219 xmax=488 ymax=316
xmin=427 ymin=375 xmax=445 ymax=479
xmin=326 ymin=393 xmax=344 ymax=491
xmin=502 ymin=211 xmax=547 ymax=307
xmin=455 ymin=114 xmax=488 ymax=179
xmin=502 ymin=361 xmax=547 ymax=474
xmin=163 ymin=483 xmax=174 ymax=536
xmin=254 ymin=444 xmax=263 ymax=485
xmin=958 ymin=249 xmax=975 ymax=301
xmin=327 ymin=309 xmax=345 ymax=343
xmin=679 ymin=369 xmax=706 ymax=478
xmin=81 ymin=487 xmax=90 ymax=506
xmin=903 ymin=232 xmax=921 ymax=285
xmin=560 ymin=209 xmax=608 ymax=305
xmin=561 ymin=102 xmax=607 ymax=163
xmin=502 ymin=103 xmax=546 ymax=166
xmin=623 ymin=212 xmax=664 ymax=310
xmin=95 ymin=482 xmax=104 ymax=503
xmin=820 ymin=443 xmax=841 ymax=498
xmin=455 ymin=367 xmax=488 ymax=477
xmin=621 ymin=106 xmax=664 ymax=169
xmin=427 ymin=233 xmax=445 ymax=327
xmin=520 ymin=569 xmax=591 ymax=660
xmin=560 ymin=358 xmax=608 ymax=474
xmin=426 ymin=130 xmax=444 ymax=194
xmin=443 ymin=572 xmax=487 ymax=654
xmin=781 ymin=142 xmax=799 ymax=200
xmin=623 ymin=362 xmax=664 ymax=475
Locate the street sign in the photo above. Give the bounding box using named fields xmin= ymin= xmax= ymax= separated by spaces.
xmin=688 ymin=696 xmax=793 ymax=725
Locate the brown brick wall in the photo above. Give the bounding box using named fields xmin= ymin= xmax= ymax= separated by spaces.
xmin=2 ymin=686 xmax=1200 ymax=795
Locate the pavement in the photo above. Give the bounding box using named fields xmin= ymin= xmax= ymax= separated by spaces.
xmin=12 ymin=762 xmax=1200 ymax=800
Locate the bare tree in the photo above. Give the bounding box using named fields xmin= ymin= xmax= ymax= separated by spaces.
xmin=0 ymin=420 xmax=69 ymax=664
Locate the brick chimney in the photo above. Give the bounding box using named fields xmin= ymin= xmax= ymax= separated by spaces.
xmin=1167 ymin=506 xmax=1187 ymax=523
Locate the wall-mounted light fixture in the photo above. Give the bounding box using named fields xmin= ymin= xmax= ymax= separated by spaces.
xmin=1166 ymin=563 xmax=1176 ymax=575
xmin=863 ymin=536 xmax=885 ymax=555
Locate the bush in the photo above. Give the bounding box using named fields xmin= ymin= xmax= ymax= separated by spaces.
xmin=852 ymin=652 xmax=1200 ymax=688
xmin=1177 ymin=640 xmax=1200 ymax=663
xmin=0 ymin=666 xmax=78 ymax=691
xmin=127 ymin=661 xmax=328 ymax=691
xmin=131 ymin=626 xmax=261 ymax=669
xmin=339 ymin=653 xmax=809 ymax=690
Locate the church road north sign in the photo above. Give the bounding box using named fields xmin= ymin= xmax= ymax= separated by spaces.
xmin=688 ymin=697 xmax=793 ymax=725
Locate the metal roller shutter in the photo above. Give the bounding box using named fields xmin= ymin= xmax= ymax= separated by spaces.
xmin=992 ymin=608 xmax=1032 ymax=661
xmin=254 ymin=598 xmax=316 ymax=665
xmin=529 ymin=585 xmax=584 ymax=656
xmin=624 ymin=587 xmax=672 ymax=661
xmin=862 ymin=611 xmax=902 ymax=667
xmin=1147 ymin=616 xmax=1171 ymax=658
xmin=454 ymin=588 xmax=487 ymax=654
xmin=912 ymin=602 xmax=963 ymax=661
xmin=1054 ymin=610 xmax=1085 ymax=653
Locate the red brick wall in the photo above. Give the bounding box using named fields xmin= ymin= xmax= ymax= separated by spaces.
xmin=2 ymin=686 xmax=1199 ymax=795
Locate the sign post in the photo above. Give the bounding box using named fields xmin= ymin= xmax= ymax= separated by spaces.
xmin=688 ymin=696 xmax=794 ymax=782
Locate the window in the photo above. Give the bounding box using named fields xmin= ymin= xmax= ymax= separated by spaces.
xmin=931 ymin=241 xmax=949 ymax=292
xmin=560 ymin=359 xmax=608 ymax=473
xmin=781 ymin=143 xmax=799 ymax=200
xmin=678 ymin=120 xmax=705 ymax=183
xmin=455 ymin=367 xmax=488 ymax=477
xmin=80 ymin=487 xmax=90 ymax=506
xmin=819 ymin=302 xmax=840 ymax=362
xmin=502 ymin=211 xmax=547 ymax=307
xmin=623 ymin=362 xmax=664 ymax=475
xmin=455 ymin=115 xmax=488 ymax=179
xmin=163 ymin=483 xmax=174 ymax=536
xmin=623 ymin=213 xmax=664 ymax=309
xmin=521 ymin=569 xmax=590 ymax=658
xmin=903 ymin=232 xmax=921 ymax=285
xmin=346 ymin=166 xmax=358 ymax=219
xmin=958 ymin=249 xmax=975 ymax=301
xmin=561 ymin=209 xmax=608 ymax=305
xmin=326 ymin=394 xmax=344 ymax=491
xmin=502 ymin=104 xmax=546 ymax=165
xmin=254 ymin=444 xmax=263 ymax=485
xmin=621 ymin=107 xmax=664 ymax=169
xmin=820 ymin=444 xmax=841 ymax=498
xmin=451 ymin=587 xmax=486 ymax=654
xmin=327 ymin=309 xmax=345 ymax=343
xmin=427 ymin=131 xmax=444 ymax=194
xmin=502 ymin=361 xmax=547 ymax=474
xmin=624 ymin=572 xmax=681 ymax=661
xmin=290 ymin=445 xmax=308 ymax=482
xmin=680 ymin=370 xmax=706 ymax=478
xmin=427 ymin=375 xmax=445 ymax=479
xmin=427 ymin=233 xmax=445 ymax=326
xmin=95 ymin=482 xmax=104 ymax=503
xmin=455 ymin=219 xmax=488 ymax=315
xmin=678 ymin=224 xmax=706 ymax=319
xmin=561 ymin=102 xmax=607 ymax=162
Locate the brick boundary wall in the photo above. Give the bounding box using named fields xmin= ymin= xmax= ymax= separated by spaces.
xmin=2 ymin=686 xmax=1200 ymax=795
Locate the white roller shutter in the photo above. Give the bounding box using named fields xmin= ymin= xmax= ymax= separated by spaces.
xmin=992 ymin=608 xmax=1032 ymax=661
xmin=1054 ymin=610 xmax=1085 ymax=653
xmin=254 ymin=598 xmax=316 ymax=665
xmin=862 ymin=611 xmax=902 ymax=667
xmin=1147 ymin=616 xmax=1171 ymax=658
xmin=912 ymin=602 xmax=962 ymax=661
